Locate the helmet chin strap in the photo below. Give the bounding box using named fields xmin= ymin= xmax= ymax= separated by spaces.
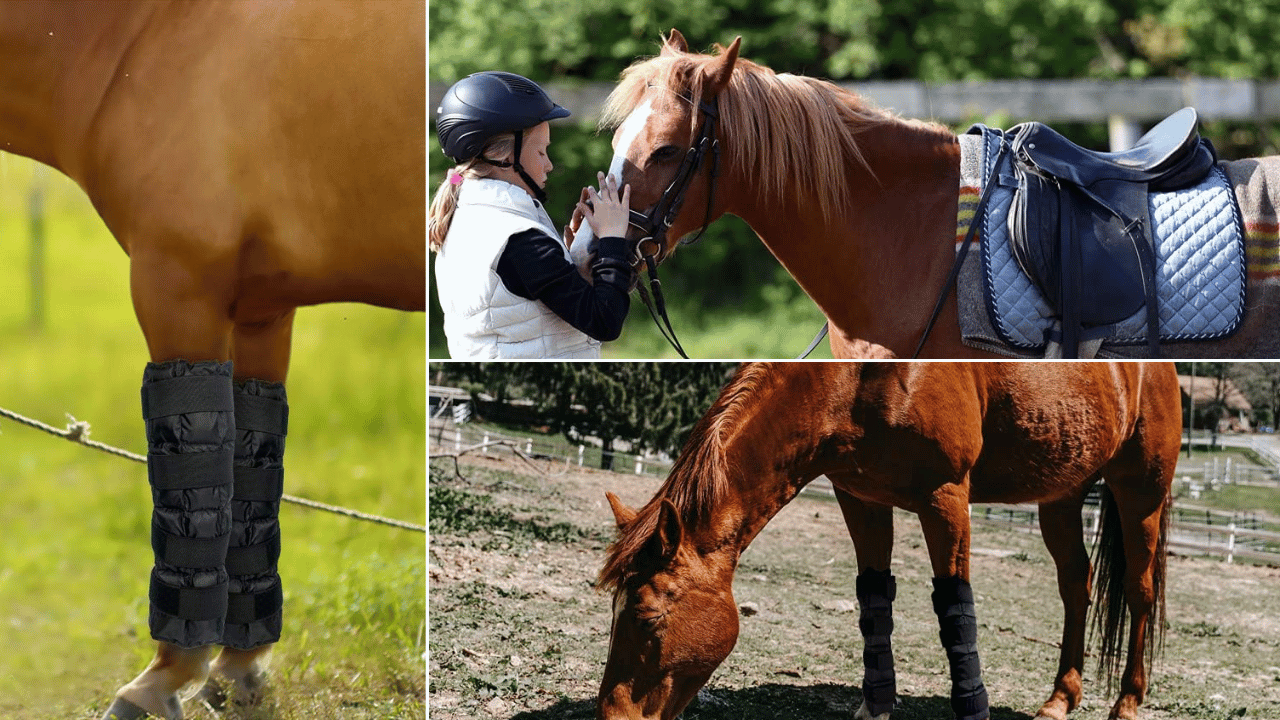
xmin=482 ymin=131 xmax=548 ymax=204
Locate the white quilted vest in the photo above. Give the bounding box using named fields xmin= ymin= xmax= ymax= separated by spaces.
xmin=434 ymin=178 xmax=601 ymax=358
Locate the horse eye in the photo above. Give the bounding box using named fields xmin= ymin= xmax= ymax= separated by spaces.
xmin=650 ymin=145 xmax=681 ymax=163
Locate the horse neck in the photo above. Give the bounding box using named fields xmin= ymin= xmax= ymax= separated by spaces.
xmin=726 ymin=117 xmax=967 ymax=357
xmin=674 ymin=365 xmax=839 ymax=560
xmin=0 ymin=2 xmax=155 ymax=172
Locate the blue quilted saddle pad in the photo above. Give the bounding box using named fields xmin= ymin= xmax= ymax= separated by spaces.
xmin=970 ymin=125 xmax=1246 ymax=350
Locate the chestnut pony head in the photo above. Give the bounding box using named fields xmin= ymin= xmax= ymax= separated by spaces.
xmin=593 ymin=29 xmax=886 ymax=279
xmin=596 ymin=492 xmax=739 ymax=720
xmin=594 ymin=30 xmax=740 ymax=270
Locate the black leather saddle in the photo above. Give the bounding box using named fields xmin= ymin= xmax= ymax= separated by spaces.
xmin=1006 ymin=107 xmax=1218 ymax=357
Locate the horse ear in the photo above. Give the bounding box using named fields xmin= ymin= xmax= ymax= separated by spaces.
xmin=606 ymin=491 xmax=638 ymax=531
xmin=703 ymin=36 xmax=741 ymax=95
xmin=662 ymin=28 xmax=688 ymax=55
xmin=654 ymin=499 xmax=684 ymax=560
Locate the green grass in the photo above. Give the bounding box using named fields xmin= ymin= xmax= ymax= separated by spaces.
xmin=0 ymin=154 xmax=424 ymax=717
xmin=1186 ymin=484 xmax=1280 ymax=517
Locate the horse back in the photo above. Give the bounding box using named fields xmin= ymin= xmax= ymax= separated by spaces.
xmin=845 ymin=363 xmax=1179 ymax=505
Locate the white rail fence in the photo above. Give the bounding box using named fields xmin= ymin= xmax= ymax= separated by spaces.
xmin=429 ymin=417 xmax=674 ymax=478
xmin=802 ymin=477 xmax=1280 ymax=566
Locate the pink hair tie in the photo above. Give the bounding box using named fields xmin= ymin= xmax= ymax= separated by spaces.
xmin=447 ymin=171 xmax=464 ymax=186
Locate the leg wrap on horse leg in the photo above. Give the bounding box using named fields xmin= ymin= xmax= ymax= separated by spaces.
xmin=856 ymin=569 xmax=897 ymax=716
xmin=223 ymin=380 xmax=287 ymax=649
xmin=932 ymin=576 xmax=989 ymax=720
xmin=143 ymin=360 xmax=235 ymax=648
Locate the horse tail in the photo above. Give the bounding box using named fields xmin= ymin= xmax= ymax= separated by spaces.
xmin=1088 ymin=482 xmax=1170 ymax=691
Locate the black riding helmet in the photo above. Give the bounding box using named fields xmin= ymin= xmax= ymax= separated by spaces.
xmin=436 ymin=71 xmax=570 ymax=202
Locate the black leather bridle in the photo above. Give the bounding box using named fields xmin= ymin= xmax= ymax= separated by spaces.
xmin=619 ymin=94 xmax=829 ymax=359
xmin=624 ymin=96 xmax=721 ymax=359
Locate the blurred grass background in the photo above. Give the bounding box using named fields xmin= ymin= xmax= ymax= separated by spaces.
xmin=0 ymin=153 xmax=425 ymax=718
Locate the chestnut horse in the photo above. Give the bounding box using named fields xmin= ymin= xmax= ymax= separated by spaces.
xmin=600 ymin=362 xmax=1180 ymax=720
xmin=579 ymin=30 xmax=1280 ymax=360
xmin=0 ymin=2 xmax=423 ymax=718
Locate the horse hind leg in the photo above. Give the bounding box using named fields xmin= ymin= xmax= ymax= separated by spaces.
xmin=1096 ymin=480 xmax=1170 ymax=720
xmin=1034 ymin=495 xmax=1093 ymax=720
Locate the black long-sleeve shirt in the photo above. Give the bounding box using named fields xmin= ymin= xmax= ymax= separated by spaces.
xmin=495 ymin=229 xmax=634 ymax=341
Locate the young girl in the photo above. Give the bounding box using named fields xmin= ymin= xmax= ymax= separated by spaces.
xmin=430 ymin=71 xmax=635 ymax=358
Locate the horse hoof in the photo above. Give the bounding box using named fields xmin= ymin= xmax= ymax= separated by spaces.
xmin=193 ymin=676 xmax=227 ymax=711
xmin=194 ymin=670 xmax=268 ymax=711
xmin=101 ymin=697 xmax=158 ymax=720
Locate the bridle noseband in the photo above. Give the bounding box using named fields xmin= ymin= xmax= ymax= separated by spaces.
xmin=626 ymin=97 xmax=721 ymax=359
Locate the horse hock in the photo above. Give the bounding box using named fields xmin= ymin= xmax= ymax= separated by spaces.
xmin=143 ymin=360 xmax=236 ymax=647
xmin=224 ymin=379 xmax=287 ymax=649
xmin=857 ymin=569 xmax=898 ymax=717
xmin=932 ymin=576 xmax=989 ymax=720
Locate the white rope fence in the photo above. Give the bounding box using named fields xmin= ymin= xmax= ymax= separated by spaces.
xmin=0 ymin=405 xmax=426 ymax=534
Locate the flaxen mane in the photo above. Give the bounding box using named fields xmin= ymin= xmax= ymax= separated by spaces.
xmin=599 ymin=42 xmax=895 ymax=229
xmin=599 ymin=363 xmax=774 ymax=591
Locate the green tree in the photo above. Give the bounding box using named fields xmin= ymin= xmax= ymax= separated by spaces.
xmin=437 ymin=362 xmax=737 ymax=468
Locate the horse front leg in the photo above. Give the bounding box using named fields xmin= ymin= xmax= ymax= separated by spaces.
xmin=192 ymin=312 xmax=296 ymax=711
xmin=1035 ymin=496 xmax=1092 ymax=720
xmin=103 ymin=262 xmax=236 ymax=720
xmin=917 ymin=478 xmax=989 ymax=720
xmin=832 ymin=483 xmax=897 ymax=720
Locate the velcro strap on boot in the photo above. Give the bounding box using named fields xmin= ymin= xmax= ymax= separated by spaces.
xmin=149 ymin=449 xmax=236 ymax=490
xmin=932 ymin=576 xmax=989 ymax=720
xmin=152 ymin=525 xmax=231 ymax=569
xmin=234 ymin=394 xmax=288 ymax=435
xmin=150 ymin=576 xmax=229 ymax=621
xmin=233 ymin=465 xmax=285 ymax=502
xmin=225 ymin=531 xmax=282 ymax=576
xmin=142 ymin=375 xmax=235 ymax=420
xmin=226 ymin=581 xmax=283 ymax=624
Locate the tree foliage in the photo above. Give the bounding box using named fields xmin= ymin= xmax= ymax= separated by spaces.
xmin=1174 ymin=362 xmax=1280 ymax=428
xmin=436 ymin=362 xmax=737 ymax=467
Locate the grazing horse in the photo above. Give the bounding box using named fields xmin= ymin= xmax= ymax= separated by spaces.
xmin=0 ymin=2 xmax=424 ymax=718
xmin=581 ymin=29 xmax=1280 ymax=359
xmin=599 ymin=362 xmax=1180 ymax=720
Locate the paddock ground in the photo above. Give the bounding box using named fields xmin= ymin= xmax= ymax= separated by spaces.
xmin=429 ymin=453 xmax=1280 ymax=720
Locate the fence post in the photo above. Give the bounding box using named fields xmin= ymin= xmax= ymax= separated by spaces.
xmin=482 ymin=432 xmax=490 ymax=454
xmin=578 ymin=445 xmax=584 ymax=467
xmin=1108 ymin=115 xmax=1142 ymax=151
xmin=526 ymin=438 xmax=533 ymax=454
xmin=1226 ymin=521 xmax=1236 ymax=564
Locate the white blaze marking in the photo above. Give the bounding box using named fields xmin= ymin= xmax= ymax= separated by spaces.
xmin=570 ymin=98 xmax=654 ymax=271
xmin=608 ymin=98 xmax=654 ymax=187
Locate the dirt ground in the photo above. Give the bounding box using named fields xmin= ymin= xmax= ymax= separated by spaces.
xmin=429 ymin=451 xmax=1280 ymax=720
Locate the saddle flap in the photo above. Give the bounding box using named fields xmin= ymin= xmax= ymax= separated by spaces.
xmin=1008 ymin=162 xmax=1149 ymax=329
xmin=1007 ymin=166 xmax=1060 ymax=302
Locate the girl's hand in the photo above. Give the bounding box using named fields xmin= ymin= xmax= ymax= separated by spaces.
xmin=577 ymin=172 xmax=631 ymax=239
xmin=564 ymin=186 xmax=591 ymax=248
